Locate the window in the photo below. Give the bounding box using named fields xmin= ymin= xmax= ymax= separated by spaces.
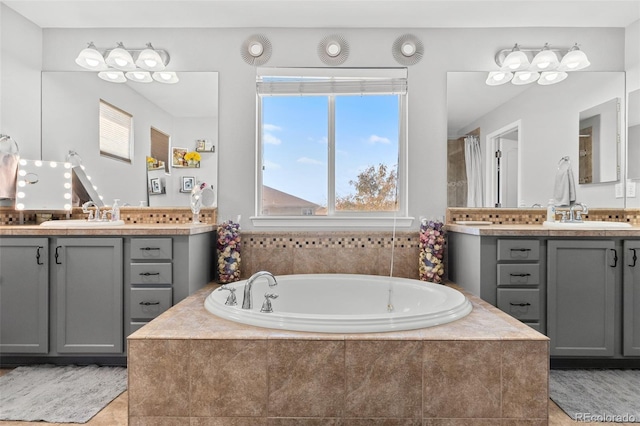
xmin=256 ymin=68 xmax=407 ymax=222
xmin=99 ymin=99 xmax=133 ymax=163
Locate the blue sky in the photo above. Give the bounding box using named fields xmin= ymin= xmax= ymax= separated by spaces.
xmin=262 ymin=95 xmax=399 ymax=206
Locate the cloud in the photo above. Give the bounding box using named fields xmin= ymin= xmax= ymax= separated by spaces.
xmin=297 ymin=157 xmax=324 ymax=166
xmin=263 ymin=123 xmax=282 ymax=132
xmin=263 ymin=160 xmax=281 ymax=170
xmin=368 ymin=134 xmax=391 ymax=144
xmin=263 ymin=133 xmax=282 ymax=145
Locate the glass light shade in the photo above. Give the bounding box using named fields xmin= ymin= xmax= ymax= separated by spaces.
xmin=135 ymin=45 xmax=166 ymax=71
xmin=485 ymin=71 xmax=513 ymax=86
xmin=531 ymin=46 xmax=559 ymax=71
xmin=501 ymin=48 xmax=530 ymax=72
xmin=105 ymin=45 xmax=136 ymax=71
xmin=152 ymin=71 xmax=179 ymax=84
xmin=558 ymin=46 xmax=590 ymax=71
xmin=125 ymin=71 xmax=153 ymax=83
xmin=538 ymin=71 xmax=568 ymax=85
xmin=75 ymin=43 xmax=107 ymax=70
xmin=512 ymin=71 xmax=540 ymax=85
xmin=98 ymin=71 xmax=127 ymax=83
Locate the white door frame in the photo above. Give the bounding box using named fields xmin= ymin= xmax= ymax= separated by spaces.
xmin=484 ymin=120 xmax=522 ymax=207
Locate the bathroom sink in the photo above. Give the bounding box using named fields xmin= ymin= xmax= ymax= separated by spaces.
xmin=40 ymin=219 xmax=125 ymax=227
xmin=543 ymin=220 xmax=632 ymax=229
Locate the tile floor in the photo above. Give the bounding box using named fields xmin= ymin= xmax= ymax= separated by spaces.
xmin=0 ymin=366 xmax=635 ymax=426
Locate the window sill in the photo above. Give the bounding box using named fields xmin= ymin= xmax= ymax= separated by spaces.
xmin=250 ymin=216 xmax=415 ymax=229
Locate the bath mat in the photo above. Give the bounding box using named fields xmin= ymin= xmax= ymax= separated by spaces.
xmin=550 ymin=369 xmax=640 ymax=423
xmin=0 ymin=364 xmax=127 ymax=423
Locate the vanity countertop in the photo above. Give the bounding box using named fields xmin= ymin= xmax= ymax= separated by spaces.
xmin=446 ymin=223 xmax=640 ymax=237
xmin=0 ymin=222 xmax=216 ymax=236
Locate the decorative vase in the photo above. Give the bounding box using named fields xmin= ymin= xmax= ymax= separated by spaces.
xmin=217 ymin=220 xmax=241 ymax=283
xmin=419 ymin=218 xmax=445 ymax=283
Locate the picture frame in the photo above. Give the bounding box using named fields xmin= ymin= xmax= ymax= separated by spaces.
xmin=149 ymin=177 xmax=162 ymax=194
xmin=181 ymin=176 xmax=196 ymax=193
xmin=172 ymin=147 xmax=188 ymax=167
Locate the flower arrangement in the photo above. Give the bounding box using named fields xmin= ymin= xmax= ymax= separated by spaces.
xmin=217 ymin=220 xmax=241 ymax=283
xmin=419 ymin=218 xmax=445 ymax=284
xmin=184 ymin=151 xmax=201 ymax=163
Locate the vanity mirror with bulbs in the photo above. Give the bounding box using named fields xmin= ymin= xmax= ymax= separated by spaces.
xmin=447 ymin=71 xmax=625 ymax=208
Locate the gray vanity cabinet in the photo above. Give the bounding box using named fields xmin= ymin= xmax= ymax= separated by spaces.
xmin=624 ymin=240 xmax=640 ymax=356
xmin=547 ymin=240 xmax=617 ymax=357
xmin=0 ymin=238 xmax=49 ymax=353
xmin=53 ymin=238 xmax=123 ymax=354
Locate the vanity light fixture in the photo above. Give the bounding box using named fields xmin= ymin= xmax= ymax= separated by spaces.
xmin=488 ymin=42 xmax=590 ymax=86
xmin=75 ymin=42 xmax=177 ymax=84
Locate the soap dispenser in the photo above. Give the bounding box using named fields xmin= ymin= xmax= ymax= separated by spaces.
xmin=112 ymin=199 xmax=121 ymax=221
xmin=546 ymin=199 xmax=556 ymax=222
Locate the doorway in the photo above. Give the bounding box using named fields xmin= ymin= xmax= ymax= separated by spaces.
xmin=486 ymin=121 xmax=521 ymax=208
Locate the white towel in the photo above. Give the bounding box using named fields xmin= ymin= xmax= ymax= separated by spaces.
xmin=554 ymin=160 xmax=576 ymax=206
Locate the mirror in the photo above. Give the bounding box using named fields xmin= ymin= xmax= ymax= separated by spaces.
xmin=15 ymin=159 xmax=72 ymax=211
xmin=41 ymin=71 xmax=218 ymax=208
xmin=447 ymin=72 xmax=625 ymax=208
xmin=578 ymin=98 xmax=620 ymax=184
xmin=628 ymin=89 xmax=640 ymax=180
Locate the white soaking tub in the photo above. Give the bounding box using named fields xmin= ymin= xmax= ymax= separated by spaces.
xmin=204 ymin=274 xmax=472 ymax=333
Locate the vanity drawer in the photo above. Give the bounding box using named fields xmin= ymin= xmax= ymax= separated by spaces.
xmin=497 ymin=288 xmax=540 ymax=321
xmin=131 ymin=238 xmax=172 ymax=261
xmin=497 ymin=264 xmax=540 ymax=286
xmin=497 ymin=239 xmax=540 ymax=261
xmin=130 ymin=263 xmax=172 ymax=284
xmin=130 ymin=288 xmax=172 ymax=319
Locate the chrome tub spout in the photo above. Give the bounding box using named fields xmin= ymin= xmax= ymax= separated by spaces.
xmin=243 ymin=271 xmax=278 ymax=309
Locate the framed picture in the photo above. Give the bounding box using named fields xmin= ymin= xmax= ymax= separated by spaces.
xmin=172 ymin=147 xmax=188 ymax=167
xmin=181 ymin=176 xmax=195 ymax=193
xmin=149 ymin=178 xmax=162 ymax=194
xmin=196 ymin=139 xmax=206 ymax=151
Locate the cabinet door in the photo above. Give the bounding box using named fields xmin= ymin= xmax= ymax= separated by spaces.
xmin=55 ymin=238 xmax=123 ymax=354
xmin=0 ymin=238 xmax=49 ymax=353
xmin=547 ymin=240 xmax=616 ymax=357
xmin=624 ymin=240 xmax=640 ymax=356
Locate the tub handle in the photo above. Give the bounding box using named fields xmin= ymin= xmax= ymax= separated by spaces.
xmin=218 ymin=285 xmax=238 ymax=306
xmin=261 ymin=293 xmax=279 ymax=313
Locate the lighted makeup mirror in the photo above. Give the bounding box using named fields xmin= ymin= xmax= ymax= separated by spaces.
xmin=16 ymin=159 xmax=73 ymax=211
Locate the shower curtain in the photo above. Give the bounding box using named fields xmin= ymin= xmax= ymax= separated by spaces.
xmin=464 ymin=135 xmax=484 ymax=207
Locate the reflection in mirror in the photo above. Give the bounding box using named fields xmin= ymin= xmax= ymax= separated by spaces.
xmin=42 ymin=72 xmax=219 ymax=208
xmin=578 ymin=98 xmax=620 ymax=184
xmin=628 ymin=90 xmax=640 ymax=180
xmin=16 ymin=159 xmax=72 ymax=211
xmin=447 ymin=72 xmax=625 ymax=208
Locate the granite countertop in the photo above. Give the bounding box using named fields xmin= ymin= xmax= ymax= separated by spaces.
xmin=0 ymin=223 xmax=216 ymax=236
xmin=128 ymin=282 xmax=548 ymax=342
xmin=446 ymin=223 xmax=640 ymax=237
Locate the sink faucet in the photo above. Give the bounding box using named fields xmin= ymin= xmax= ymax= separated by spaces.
xmin=242 ymin=271 xmax=278 ymax=309
xmin=570 ymin=202 xmax=588 ymax=222
xmin=82 ymin=201 xmax=100 ymax=221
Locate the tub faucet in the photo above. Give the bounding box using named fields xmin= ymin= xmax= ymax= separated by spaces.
xmin=243 ymin=271 xmax=278 ymax=309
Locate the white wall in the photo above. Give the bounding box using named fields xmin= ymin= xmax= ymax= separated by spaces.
xmin=1 ymin=20 xmax=629 ymax=228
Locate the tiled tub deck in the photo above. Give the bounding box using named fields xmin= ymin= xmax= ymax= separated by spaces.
xmin=128 ymin=283 xmax=549 ymax=425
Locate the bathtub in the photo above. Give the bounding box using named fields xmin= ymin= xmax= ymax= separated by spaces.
xmin=204 ymin=274 xmax=472 ymax=333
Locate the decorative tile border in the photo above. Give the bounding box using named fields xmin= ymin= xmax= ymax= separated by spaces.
xmin=244 ymin=231 xmax=420 ymax=249
xmin=0 ymin=206 xmax=216 ymax=225
xmin=447 ymin=207 xmax=640 ymax=225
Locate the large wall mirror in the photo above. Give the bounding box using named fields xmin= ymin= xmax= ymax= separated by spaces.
xmin=628 ymin=89 xmax=640 ymax=181
xmin=42 ymin=71 xmax=218 ymax=208
xmin=447 ymin=72 xmax=625 ymax=208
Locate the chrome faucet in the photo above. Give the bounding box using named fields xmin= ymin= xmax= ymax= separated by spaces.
xmin=570 ymin=202 xmax=588 ymax=222
xmin=243 ymin=271 xmax=278 ymax=309
xmin=82 ymin=201 xmax=100 ymax=221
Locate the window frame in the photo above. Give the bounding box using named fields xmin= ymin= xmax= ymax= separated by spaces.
xmin=99 ymin=99 xmax=133 ymax=164
xmin=253 ymin=68 xmax=411 ymax=228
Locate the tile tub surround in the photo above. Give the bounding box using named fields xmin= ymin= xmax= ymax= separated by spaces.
xmin=0 ymin=206 xmax=217 ymax=226
xmin=447 ymin=207 xmax=639 ymax=225
xmin=128 ymin=284 xmax=549 ymax=424
xmin=241 ymin=231 xmax=421 ymax=279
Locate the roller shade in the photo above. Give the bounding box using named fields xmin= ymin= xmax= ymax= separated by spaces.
xmin=257 ymin=67 xmax=407 ymax=96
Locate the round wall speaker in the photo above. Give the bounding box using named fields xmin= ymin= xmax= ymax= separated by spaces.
xmin=241 ymin=34 xmax=272 ymax=66
xmin=392 ymin=34 xmax=424 ymax=66
xmin=318 ymin=34 xmax=349 ymax=66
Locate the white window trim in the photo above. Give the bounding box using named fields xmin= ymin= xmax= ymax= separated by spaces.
xmin=253 ymin=68 xmax=410 ymax=228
